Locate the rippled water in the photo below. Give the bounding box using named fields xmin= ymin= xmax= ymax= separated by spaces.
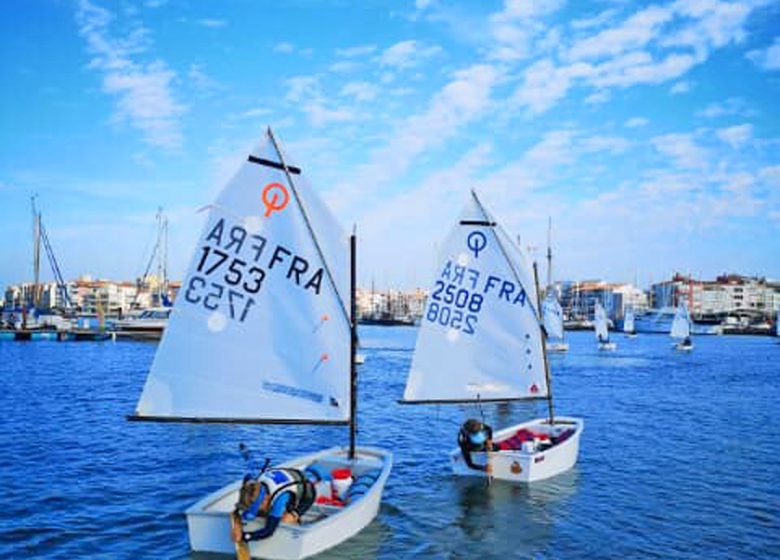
xmin=1 ymin=329 xmax=778 ymax=559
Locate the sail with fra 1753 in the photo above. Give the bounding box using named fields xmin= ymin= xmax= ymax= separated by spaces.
xmin=130 ymin=128 xmax=392 ymax=560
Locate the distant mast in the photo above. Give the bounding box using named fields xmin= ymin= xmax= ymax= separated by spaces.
xmin=155 ymin=208 xmax=169 ymax=305
xmin=31 ymin=196 xmax=42 ymax=308
xmin=546 ymin=217 xmax=552 ymax=292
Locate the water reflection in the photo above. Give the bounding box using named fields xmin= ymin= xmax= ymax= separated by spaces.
xmin=447 ymin=469 xmax=580 ymax=558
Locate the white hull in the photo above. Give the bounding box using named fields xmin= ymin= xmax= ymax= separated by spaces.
xmin=546 ymin=341 xmax=569 ymax=353
xmin=674 ymin=342 xmax=694 ymax=352
xmin=598 ymin=342 xmax=617 ymax=351
xmin=624 ymin=333 xmax=637 ymax=339
xmin=186 ymin=446 xmax=392 ymax=560
xmin=449 ymin=417 xmax=583 ymax=483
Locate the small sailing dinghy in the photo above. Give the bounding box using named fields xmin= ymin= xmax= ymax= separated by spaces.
xmin=623 ymin=307 xmax=637 ymax=338
xmin=542 ymin=218 xmax=568 ymax=353
xmin=129 ymin=128 xmax=392 ymax=560
xmin=400 ymin=191 xmax=583 ymax=483
xmin=543 ymin=294 xmax=568 ymax=353
xmin=594 ymin=302 xmax=616 ymax=351
xmin=671 ymin=301 xmax=694 ymax=351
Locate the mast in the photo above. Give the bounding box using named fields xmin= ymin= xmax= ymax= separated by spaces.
xmin=534 ymin=262 xmax=555 ymax=425
xmin=349 ymin=229 xmax=357 ymax=460
xmin=546 ymin=217 xmax=552 ymax=291
xmin=31 ymin=196 xmax=41 ymax=308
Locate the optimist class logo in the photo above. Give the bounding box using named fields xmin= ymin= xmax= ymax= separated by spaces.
xmin=262 ymin=182 xmax=290 ymax=217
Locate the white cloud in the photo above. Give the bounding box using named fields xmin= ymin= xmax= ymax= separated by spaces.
xmin=332 ymin=64 xmax=501 ymax=215
xmin=335 ymin=44 xmax=377 ymax=58
xmin=76 ymin=0 xmax=185 ymax=150
xmin=285 ymin=76 xmax=319 ymax=103
xmin=746 ymin=37 xmax=780 ymax=71
xmin=759 ymin=165 xmax=780 ymax=187
xmin=284 ymin=75 xmax=355 ymax=127
xmin=487 ymin=0 xmax=564 ymax=61
xmin=584 ymin=90 xmax=611 ymax=104
xmin=651 ymin=133 xmax=707 ymax=169
xmin=581 ymin=135 xmax=631 ymax=154
xmin=329 ymin=61 xmax=362 ymax=73
xmin=340 ymin=81 xmax=380 ymax=102
xmin=513 ymin=59 xmax=591 ymax=114
xmin=716 ymin=123 xmax=753 ymax=149
xmin=188 ymin=64 xmax=220 ymax=94
xmin=695 ymin=97 xmax=752 ymax=118
xmin=274 ymin=42 xmax=295 ymax=54
xmin=239 ymin=107 xmax=271 ymax=119
xmin=509 ymin=1 xmax=761 ymax=114
xmin=669 ymin=80 xmax=692 ymax=94
xmin=571 ymin=9 xmax=618 ymax=31
xmin=196 ymin=18 xmax=227 ymax=28
xmin=588 ymin=51 xmax=699 ymax=88
xmin=625 ymin=117 xmax=649 ymax=128
xmin=662 ymin=1 xmax=750 ymax=51
xmin=377 ymin=40 xmax=442 ymax=69
xmin=567 ymin=5 xmax=673 ymax=61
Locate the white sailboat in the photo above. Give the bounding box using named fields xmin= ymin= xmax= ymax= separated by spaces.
xmin=400 ymin=190 xmax=583 ymax=483
xmin=542 ymin=218 xmax=568 ymax=353
xmin=774 ymin=309 xmax=779 ymax=339
xmin=671 ymin=301 xmax=694 ymax=351
xmin=129 ymin=128 xmax=392 ymax=560
xmin=543 ymin=294 xmax=568 ymax=352
xmin=594 ymin=302 xmax=616 ymax=351
xmin=623 ymin=307 xmax=637 ymax=338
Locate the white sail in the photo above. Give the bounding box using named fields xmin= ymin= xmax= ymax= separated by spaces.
xmin=670 ymin=301 xmax=691 ymax=339
xmin=542 ymin=293 xmax=565 ymax=341
xmin=623 ymin=308 xmax=635 ymax=334
xmin=402 ymin=191 xmax=548 ymax=403
xmin=134 ymin=130 xmax=352 ymax=422
xmin=594 ymin=302 xmax=609 ymax=342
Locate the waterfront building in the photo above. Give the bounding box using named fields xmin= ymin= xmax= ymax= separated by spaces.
xmin=558 ymin=281 xmax=647 ymax=320
xmin=356 ymin=287 xmax=427 ymax=323
xmin=650 ymin=273 xmax=780 ymax=320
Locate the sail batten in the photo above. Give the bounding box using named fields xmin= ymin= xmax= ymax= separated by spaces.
xmin=134 ymin=129 xmax=351 ymax=423
xmin=403 ymin=192 xmax=548 ymax=403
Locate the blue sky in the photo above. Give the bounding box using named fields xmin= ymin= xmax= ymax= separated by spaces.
xmin=1 ymin=0 xmax=778 ymax=290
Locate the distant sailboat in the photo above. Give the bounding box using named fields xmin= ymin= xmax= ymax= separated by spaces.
xmin=595 ymin=301 xmax=616 ymax=351
xmin=671 ymin=301 xmax=694 ymax=351
xmin=400 ymin=190 xmax=583 ymax=483
xmin=774 ymin=308 xmax=779 ymax=339
xmin=543 ymin=295 xmax=568 ymax=352
xmin=542 ymin=218 xmax=568 ymax=353
xmin=129 ymin=128 xmax=392 ymax=560
xmin=623 ymin=307 xmax=637 ymax=338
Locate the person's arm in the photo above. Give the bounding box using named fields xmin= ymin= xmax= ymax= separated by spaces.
xmin=459 ymin=436 xmax=486 ymax=471
xmin=243 ymin=516 xmax=280 ymax=541
xmin=242 ymin=493 xmax=290 ymax=541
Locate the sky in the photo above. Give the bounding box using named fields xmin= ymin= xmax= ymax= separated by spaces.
xmin=1 ymin=0 xmax=778 ymax=291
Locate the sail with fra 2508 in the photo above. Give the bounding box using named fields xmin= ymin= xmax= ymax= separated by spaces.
xmin=402 ymin=192 xmax=548 ymax=403
xmin=134 ymin=135 xmax=351 ymax=422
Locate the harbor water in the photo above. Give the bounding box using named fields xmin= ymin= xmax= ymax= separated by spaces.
xmin=1 ymin=328 xmax=778 ymax=559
